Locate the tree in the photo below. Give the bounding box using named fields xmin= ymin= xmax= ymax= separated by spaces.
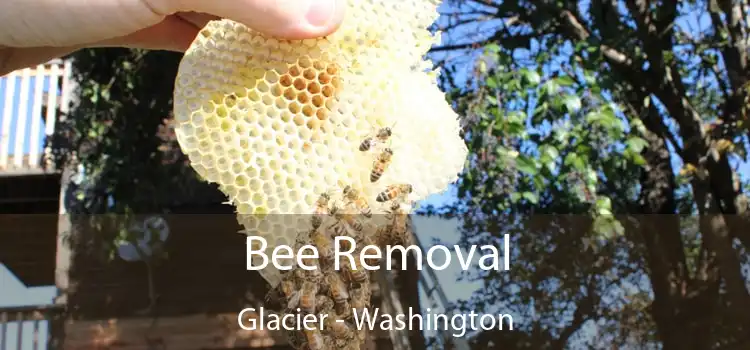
xmin=423 ymin=0 xmax=749 ymax=349
xmin=48 ymin=48 xmax=206 ymax=262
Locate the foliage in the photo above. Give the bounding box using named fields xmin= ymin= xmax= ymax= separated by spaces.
xmin=423 ymin=0 xmax=750 ymax=349
xmin=48 ymin=48 xmax=198 ymax=261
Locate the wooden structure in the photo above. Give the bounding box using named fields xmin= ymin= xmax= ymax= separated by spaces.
xmin=0 ymin=60 xmax=425 ymax=350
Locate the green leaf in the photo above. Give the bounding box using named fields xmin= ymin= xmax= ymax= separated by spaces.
xmin=583 ymin=70 xmax=596 ymax=85
xmin=506 ymin=111 xmax=526 ymax=124
xmin=543 ymin=79 xmax=560 ymax=95
xmin=542 ymin=146 xmax=560 ymax=161
xmin=593 ymin=216 xmax=624 ymax=240
xmin=516 ymin=155 xmax=538 ymax=175
xmin=522 ymin=69 xmax=541 ymax=85
xmin=522 ymin=192 xmax=539 ymax=204
xmin=551 ymin=96 xmax=566 ymax=114
xmin=555 ymin=76 xmax=576 ymax=87
xmin=487 ymin=76 xmax=498 ymax=89
xmin=510 ymin=192 xmax=522 ymax=202
xmin=626 ymin=136 xmax=649 ymax=153
xmin=595 ymin=197 xmax=612 ymax=214
xmin=485 ymin=43 xmax=501 ymax=53
xmin=585 ymin=111 xmax=601 ymax=123
xmin=632 ymin=154 xmax=647 ymax=166
xmin=564 ymin=153 xmax=586 ymax=172
xmin=585 ymin=169 xmax=598 ymax=184
xmin=562 ymin=95 xmax=582 ymax=113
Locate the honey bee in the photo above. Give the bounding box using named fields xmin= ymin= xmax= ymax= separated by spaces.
xmin=350 ymin=284 xmax=371 ymax=312
xmin=335 ymin=301 xmax=353 ymax=319
xmin=341 ymin=259 xmax=368 ymax=284
xmin=371 ymin=226 xmax=391 ymax=248
xmin=359 ymin=231 xmax=376 ymax=244
xmin=311 ymin=192 xmax=332 ymax=229
xmin=354 ymin=329 xmax=368 ymax=345
xmin=299 ymin=281 xmax=319 ymax=314
xmin=294 ymin=231 xmax=312 ymax=251
xmin=280 ymin=280 xmax=297 ymax=298
xmin=369 ymin=148 xmax=394 ymax=182
xmin=326 ymin=273 xmax=350 ymax=305
xmin=325 ymin=316 xmax=356 ymax=340
xmin=286 ymin=290 xmax=302 ymax=312
xmin=359 ymin=126 xmax=393 ymax=152
xmin=342 ymin=185 xmax=372 ymax=218
xmin=338 ymin=340 xmax=362 ymax=350
xmin=354 ymin=236 xmax=381 ymax=267
xmin=387 ymin=201 xmax=412 ymax=246
xmin=310 ymin=227 xmax=335 ymax=261
xmin=330 ymin=205 xmax=364 ymax=233
xmin=315 ymin=295 xmax=335 ymax=314
xmin=303 ymin=329 xmax=326 ymax=350
xmin=295 ymin=266 xmax=324 ymax=285
xmin=376 ymin=184 xmax=412 ymax=202
xmin=357 ymin=232 xmax=378 ymax=249
xmin=286 ymin=330 xmax=306 ymax=349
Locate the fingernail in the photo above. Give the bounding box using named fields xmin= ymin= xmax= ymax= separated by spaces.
xmin=305 ymin=0 xmax=336 ymax=27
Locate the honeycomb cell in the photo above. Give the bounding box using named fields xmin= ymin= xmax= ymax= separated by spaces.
xmin=307 ymin=82 xmax=321 ymax=94
xmin=271 ymin=85 xmax=283 ymax=97
xmin=235 ymin=174 xmax=249 ymax=187
xmin=274 ymin=236 xmax=287 ymax=249
xmin=288 ymin=102 xmax=301 ymax=114
xmin=298 ymin=56 xmax=312 ymax=68
xmin=267 ymin=195 xmax=280 ymax=210
xmin=311 ymin=95 xmax=324 ymax=108
xmin=220 ymin=171 xmax=234 ymax=185
xmin=283 ymin=88 xmax=296 ymax=101
xmin=249 ymin=178 xmax=262 ymax=192
xmin=302 ymin=105 xmax=315 ymax=118
xmin=294 ymin=78 xmax=309 ymax=91
xmin=264 ymin=71 xmax=279 ymax=84
xmin=296 ymin=93 xmax=310 ymax=105
xmin=274 ymin=98 xmax=287 ymax=110
xmin=216 ymin=156 xmax=232 ymax=173
xmin=251 ymin=193 xmax=264 ymax=206
xmin=231 ymin=162 xmax=244 ymax=175
xmin=303 ymin=68 xmax=316 ymax=80
xmin=315 ymin=108 xmax=328 ymax=121
xmin=317 ymin=73 xmax=332 ymax=86
xmin=261 ymin=94 xmax=273 ymax=106
xmin=247 ymin=89 xmax=261 ymax=102
xmin=279 ymin=74 xmax=293 ymax=88
xmin=279 ymin=149 xmax=292 ymax=162
xmin=288 ymin=65 xmax=301 ymax=77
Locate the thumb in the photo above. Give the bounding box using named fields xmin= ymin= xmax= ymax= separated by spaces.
xmin=168 ymin=0 xmax=345 ymax=40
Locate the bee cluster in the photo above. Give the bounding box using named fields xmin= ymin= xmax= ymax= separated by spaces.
xmin=264 ymin=126 xmax=416 ymax=350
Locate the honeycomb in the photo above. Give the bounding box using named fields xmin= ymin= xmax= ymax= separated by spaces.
xmin=172 ymin=0 xmax=467 ymax=287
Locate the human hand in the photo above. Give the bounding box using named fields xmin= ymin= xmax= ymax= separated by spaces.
xmin=0 ymin=0 xmax=344 ymax=75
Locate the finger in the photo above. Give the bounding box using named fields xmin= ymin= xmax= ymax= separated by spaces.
xmin=91 ymin=15 xmax=201 ymax=52
xmin=172 ymin=0 xmax=345 ymax=40
xmin=0 ymin=46 xmax=79 ymax=77
xmin=0 ymin=0 xmax=167 ymax=48
xmin=175 ymin=12 xmax=220 ymax=29
xmin=0 ymin=15 xmax=200 ymax=76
